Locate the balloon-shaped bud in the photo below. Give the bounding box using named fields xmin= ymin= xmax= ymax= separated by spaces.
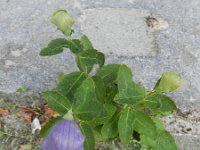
xmin=154 ymin=72 xmax=183 ymax=93
xmin=51 ymin=9 xmax=75 ymax=37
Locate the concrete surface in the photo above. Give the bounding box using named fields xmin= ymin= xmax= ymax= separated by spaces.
xmin=162 ymin=100 xmax=200 ymax=150
xmin=174 ymin=134 xmax=200 ymax=150
xmin=80 ymin=8 xmax=166 ymax=56
xmin=0 ymin=0 xmax=200 ymax=149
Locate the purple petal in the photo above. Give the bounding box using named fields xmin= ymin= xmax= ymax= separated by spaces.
xmin=41 ymin=120 xmax=85 ymax=150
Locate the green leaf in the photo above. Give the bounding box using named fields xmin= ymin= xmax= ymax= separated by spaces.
xmin=92 ymin=76 xmax=106 ymax=103
xmin=74 ymin=77 xmax=97 ymax=104
xmin=80 ymin=35 xmax=93 ymax=50
xmin=73 ymin=78 xmax=107 ymax=121
xmin=114 ymin=86 xmax=146 ymax=105
xmin=141 ymin=117 xmax=177 ymax=150
xmin=55 ymin=71 xmax=87 ymax=101
xmin=57 ymin=72 xmax=65 ymax=83
xmin=114 ymin=65 xmax=146 ymax=104
xmin=66 ymin=39 xmax=83 ymax=53
xmin=117 ymin=64 xmax=133 ymax=91
xmin=96 ymin=64 xmax=121 ymax=85
xmin=155 ymin=131 xmax=177 ymax=150
xmin=104 ymin=104 xmax=117 ymax=120
xmin=79 ymin=122 xmax=95 ymax=150
xmin=42 ymin=90 xmax=71 ymax=115
xmin=105 ymin=85 xmax=118 ymax=104
xmin=154 ymin=72 xmax=183 ymax=93
xmin=141 ymin=131 xmax=177 ymax=150
xmin=76 ymin=49 xmax=105 ymax=73
xmin=101 ymin=110 xmax=120 ymax=139
xmin=132 ymin=111 xmax=157 ymax=138
xmin=40 ymin=117 xmax=62 ymax=138
xmin=74 ymin=100 xmax=107 ymax=121
xmin=51 ymin=9 xmax=74 ymax=36
xmin=88 ymin=103 xmax=117 ymax=127
xmin=40 ymin=38 xmax=68 ymax=56
xmin=93 ymin=126 xmax=106 ymax=141
xmin=118 ymin=107 xmax=134 ymax=144
xmin=0 ymin=131 xmax=5 ymax=138
xmin=151 ymin=117 xmax=165 ymax=133
xmin=145 ymin=94 xmax=177 ymax=115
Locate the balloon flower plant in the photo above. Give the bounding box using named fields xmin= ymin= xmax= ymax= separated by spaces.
xmin=39 ymin=8 xmax=183 ymax=150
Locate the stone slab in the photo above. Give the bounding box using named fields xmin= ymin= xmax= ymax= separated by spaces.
xmin=80 ymin=8 xmax=166 ymax=57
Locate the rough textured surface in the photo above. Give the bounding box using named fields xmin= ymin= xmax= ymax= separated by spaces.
xmin=0 ymin=0 xmax=199 ymax=101
xmin=0 ymin=0 xmax=200 ymax=149
xmin=81 ymin=8 xmax=164 ymax=56
xmin=174 ymin=134 xmax=200 ymax=150
xmin=161 ymin=100 xmax=200 ymax=150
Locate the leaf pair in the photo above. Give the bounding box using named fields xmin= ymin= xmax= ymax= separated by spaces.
xmin=55 ymin=71 xmax=88 ymax=101
xmin=118 ymin=108 xmax=177 ymax=149
xmin=96 ymin=64 xmax=146 ymax=105
xmin=66 ymin=35 xmax=105 ymax=73
xmin=145 ymin=94 xmax=176 ymax=115
xmin=65 ymin=35 xmax=94 ymax=54
xmin=73 ymin=77 xmax=107 ymax=121
xmin=113 ymin=65 xmax=146 ymax=105
xmin=100 ymin=110 xmax=120 ymax=140
xmin=140 ymin=118 xmax=177 ymax=150
xmin=40 ymin=35 xmax=92 ymax=56
xmin=40 ymin=35 xmax=105 ymax=73
xmin=96 ymin=64 xmax=120 ymax=85
xmin=118 ymin=108 xmax=156 ymax=145
xmin=76 ymin=49 xmax=105 ymax=73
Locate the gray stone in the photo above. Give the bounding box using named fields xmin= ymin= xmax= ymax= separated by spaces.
xmin=80 ymin=8 xmax=167 ymax=56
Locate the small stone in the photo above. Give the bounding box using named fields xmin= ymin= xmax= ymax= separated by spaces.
xmin=31 ymin=117 xmax=41 ymax=134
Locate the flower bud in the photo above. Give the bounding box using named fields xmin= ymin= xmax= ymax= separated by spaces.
xmin=51 ymin=9 xmax=75 ymax=37
xmin=155 ymin=72 xmax=183 ymax=93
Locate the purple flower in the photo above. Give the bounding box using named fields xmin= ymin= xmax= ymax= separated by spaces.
xmin=41 ymin=120 xmax=85 ymax=150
